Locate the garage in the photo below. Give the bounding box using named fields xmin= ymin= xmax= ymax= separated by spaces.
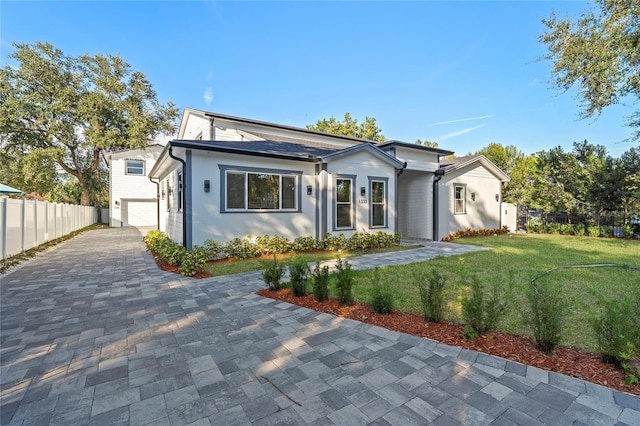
xmin=121 ymin=199 xmax=157 ymax=227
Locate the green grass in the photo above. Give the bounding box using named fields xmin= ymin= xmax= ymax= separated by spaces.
xmin=202 ymin=244 xmax=420 ymax=277
xmin=348 ymin=234 xmax=640 ymax=351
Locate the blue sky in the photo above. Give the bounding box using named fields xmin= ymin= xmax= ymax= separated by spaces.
xmin=1 ymin=1 xmax=636 ymax=157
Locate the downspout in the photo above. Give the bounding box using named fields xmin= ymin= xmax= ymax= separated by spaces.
xmin=148 ymin=177 xmax=160 ymax=230
xmin=396 ymin=162 xmax=407 ymax=236
xmin=433 ymin=168 xmax=445 ymax=241
xmin=168 ymin=146 xmax=187 ymax=248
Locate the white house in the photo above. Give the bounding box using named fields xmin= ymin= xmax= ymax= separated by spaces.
xmin=107 ymin=145 xmax=164 ymax=228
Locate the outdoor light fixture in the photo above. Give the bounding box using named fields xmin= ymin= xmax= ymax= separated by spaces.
xmin=471 ymin=193 xmax=476 ymax=202
xmin=495 ymin=194 xmax=500 ymax=202
xmin=204 ymin=180 xmax=210 ymax=193
xmin=307 ymin=185 xmax=312 ymax=195
xmin=361 ymin=187 xmax=366 ymax=196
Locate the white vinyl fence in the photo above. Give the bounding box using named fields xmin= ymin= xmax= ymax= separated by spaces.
xmin=0 ymin=197 xmax=97 ymax=260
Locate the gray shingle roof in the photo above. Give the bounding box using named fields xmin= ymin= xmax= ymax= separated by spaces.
xmin=170 ymin=139 xmax=339 ymax=160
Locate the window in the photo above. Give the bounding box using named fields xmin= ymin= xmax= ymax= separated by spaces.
xmin=221 ymin=166 xmax=300 ymax=212
xmin=336 ymin=178 xmax=353 ymax=229
xmin=126 ymin=159 xmax=144 ymax=175
xmin=454 ymin=184 xmax=466 ymax=214
xmin=177 ymin=172 xmax=183 ymax=211
xmin=370 ymin=178 xmax=387 ymax=227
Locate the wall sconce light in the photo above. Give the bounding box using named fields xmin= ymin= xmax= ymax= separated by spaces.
xmin=204 ymin=180 xmax=210 ymax=193
xmin=168 ymin=187 xmax=173 ymax=195
xmin=471 ymin=193 xmax=476 ymax=202
xmin=361 ymin=187 xmax=366 ymax=197
xmin=495 ymin=194 xmax=500 ymax=202
xmin=307 ymin=185 xmax=312 ymax=195
xmin=161 ymin=189 xmax=165 ymax=199
xmin=115 ymin=200 xmax=120 ymax=206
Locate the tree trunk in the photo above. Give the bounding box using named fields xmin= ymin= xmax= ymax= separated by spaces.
xmin=80 ymin=186 xmax=91 ymax=206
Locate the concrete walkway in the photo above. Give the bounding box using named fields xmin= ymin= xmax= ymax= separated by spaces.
xmin=1 ymin=228 xmax=638 ymax=426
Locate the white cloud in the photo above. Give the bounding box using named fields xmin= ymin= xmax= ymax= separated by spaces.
xmin=528 ymin=78 xmax=539 ymax=87
xmin=203 ymin=86 xmax=214 ymax=105
xmin=438 ymin=123 xmax=487 ymax=141
xmin=431 ymin=115 xmax=493 ymax=126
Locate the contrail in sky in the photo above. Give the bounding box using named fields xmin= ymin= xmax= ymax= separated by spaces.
xmin=438 ymin=124 xmax=487 ymax=141
xmin=431 ymin=115 xmax=494 ymax=126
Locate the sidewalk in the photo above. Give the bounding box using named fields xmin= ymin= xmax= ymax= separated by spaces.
xmin=1 ymin=227 xmax=638 ymax=425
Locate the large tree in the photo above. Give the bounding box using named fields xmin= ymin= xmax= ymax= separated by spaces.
xmin=540 ymin=0 xmax=640 ymax=140
xmin=0 ymin=42 xmax=178 ymax=205
xmin=306 ymin=112 xmax=386 ymax=142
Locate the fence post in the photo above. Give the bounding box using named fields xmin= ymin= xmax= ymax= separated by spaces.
xmin=21 ymin=198 xmax=26 ymax=253
xmin=1 ymin=197 xmax=6 ymax=260
xmin=33 ymin=199 xmax=38 ymax=246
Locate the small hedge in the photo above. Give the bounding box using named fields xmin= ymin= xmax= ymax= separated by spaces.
xmin=441 ymin=226 xmax=509 ymax=242
xmin=145 ymin=230 xmax=402 ymax=277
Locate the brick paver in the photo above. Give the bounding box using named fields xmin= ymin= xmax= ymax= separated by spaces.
xmin=1 ymin=227 xmax=638 ymax=425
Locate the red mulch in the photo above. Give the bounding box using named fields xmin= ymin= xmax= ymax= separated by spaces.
xmin=257 ymin=288 xmax=640 ymax=397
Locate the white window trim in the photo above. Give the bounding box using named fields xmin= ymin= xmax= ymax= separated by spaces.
xmin=125 ymin=159 xmax=145 ymax=176
xmin=369 ymin=176 xmax=388 ymax=228
xmin=334 ymin=174 xmax=356 ymax=231
xmin=454 ymin=183 xmax=467 ymax=215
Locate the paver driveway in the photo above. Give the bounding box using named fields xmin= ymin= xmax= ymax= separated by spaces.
xmin=1 ymin=227 xmax=638 ymax=425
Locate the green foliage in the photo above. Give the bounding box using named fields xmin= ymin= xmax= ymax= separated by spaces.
xmin=417 ymin=270 xmax=446 ymax=323
xmin=525 ymin=278 xmax=564 ymax=353
xmin=0 ymin=42 xmax=178 ymax=205
xmin=369 ymin=268 xmax=394 ymax=314
xmin=620 ymin=343 xmax=640 ymax=386
xmin=334 ymin=258 xmax=354 ymax=306
xmin=204 ymin=239 xmax=223 ymax=259
xmin=306 ymin=112 xmax=386 ymax=142
xmin=179 ymin=245 xmax=209 ymax=277
xmin=292 ymin=236 xmax=317 ymax=252
xmin=587 ymin=226 xmax=600 ymax=237
xmin=591 ymin=295 xmax=640 ymax=367
xmin=223 ymin=237 xmax=257 ymax=260
xmin=460 ymin=277 xmax=508 ymax=338
xmin=267 ymin=235 xmax=292 ymax=255
xmin=461 ymin=326 xmax=481 ymax=341
xmin=441 ymin=227 xmax=509 ymax=242
xmin=262 ymin=256 xmax=286 ymax=291
xmin=312 ymin=262 xmax=330 ymax=302
xmin=289 ymin=258 xmax=310 ymax=297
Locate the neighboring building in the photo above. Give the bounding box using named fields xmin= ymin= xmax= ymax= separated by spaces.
xmin=140 ymin=108 xmax=509 ymax=248
xmin=107 ymin=145 xmax=164 ymax=228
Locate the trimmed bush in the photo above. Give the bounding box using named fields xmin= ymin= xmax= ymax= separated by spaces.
xmin=524 ymin=279 xmax=564 ymax=353
xmin=461 ymin=277 xmax=508 ymax=339
xmin=418 ymin=270 xmax=446 ymax=323
xmin=262 ymin=256 xmax=286 ymax=291
xmin=441 ymin=226 xmax=509 ymax=242
xmin=591 ymin=295 xmax=640 ymax=367
xmin=224 ymin=237 xmax=257 ymax=260
xmin=204 ymin=239 xmax=223 ymax=259
xmin=312 ymin=262 xmax=330 ymax=302
xmin=289 ymin=257 xmax=310 ymax=297
xmin=179 ymin=245 xmax=209 ymax=276
xmin=369 ymin=268 xmax=394 ymax=314
xmin=334 ymin=257 xmax=354 ymax=306
xmin=292 ymin=236 xmax=317 ymax=252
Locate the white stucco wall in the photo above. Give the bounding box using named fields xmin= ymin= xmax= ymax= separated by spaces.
xmin=437 ymin=163 xmax=503 ymax=240
xmin=109 ymin=147 xmax=162 ymax=227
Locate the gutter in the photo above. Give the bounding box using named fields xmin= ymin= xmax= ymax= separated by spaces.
xmin=168 ymin=145 xmax=187 ymax=248
xmin=148 ymin=177 xmax=160 ymax=230
xmin=433 ymin=168 xmax=445 ymax=241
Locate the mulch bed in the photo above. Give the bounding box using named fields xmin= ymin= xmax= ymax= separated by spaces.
xmin=257 ymin=288 xmax=640 ymax=397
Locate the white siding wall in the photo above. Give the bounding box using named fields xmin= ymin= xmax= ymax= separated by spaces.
xmin=397 ymin=171 xmax=433 ymax=240
xmin=109 ymin=148 xmax=161 ymax=227
xmin=181 ymin=115 xmax=211 ymax=140
xmin=501 ymin=202 xmax=517 ymax=231
xmin=326 ymin=151 xmax=398 ymax=238
xmin=189 ymin=152 xmax=318 ymax=245
xmin=391 ymin=147 xmax=440 ymax=172
xmin=437 ymin=164 xmax=502 ymax=239
xmin=158 ymin=166 xmax=184 ymax=244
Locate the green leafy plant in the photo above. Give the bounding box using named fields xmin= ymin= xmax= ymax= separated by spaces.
xmin=179 ymin=245 xmax=209 ymax=276
xmin=334 ymin=257 xmax=354 ymax=306
xmin=289 ymin=257 xmax=310 ymax=296
xmin=292 ymin=236 xmax=317 ymax=252
xmin=460 ymin=276 xmax=508 ymax=339
xmin=525 ymin=278 xmax=564 ymax=353
xmin=312 ymin=262 xmax=330 ymax=302
xmin=418 ymin=270 xmax=446 ymax=323
xmin=591 ymin=295 xmax=640 ymax=367
xmin=204 ymin=239 xmax=223 ymax=259
xmin=369 ymin=267 xmax=394 ymax=314
xmin=224 ymin=237 xmax=257 ymax=260
xmin=262 ymin=255 xmax=286 ymax=291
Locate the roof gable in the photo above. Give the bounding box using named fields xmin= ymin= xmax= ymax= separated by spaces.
xmin=439 ymin=155 xmax=510 ymax=182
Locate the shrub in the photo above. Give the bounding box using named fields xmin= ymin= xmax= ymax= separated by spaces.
xmin=255 ymin=235 xmax=270 ymax=254
xmin=267 ymin=235 xmax=292 ymax=255
xmin=600 ymin=225 xmax=613 ymax=238
xmin=321 ymin=233 xmax=347 ymax=251
xmin=547 ymin=222 xmax=561 ymax=234
xmin=144 ymin=229 xmax=168 ymax=251
xmin=224 ymin=237 xmax=256 ymax=260
xmin=348 ymin=233 xmax=369 ymax=250
xmin=293 ymin=236 xmax=317 ymax=252
xmin=179 ymin=245 xmax=209 ymax=276
xmin=262 ymin=256 xmax=286 ymax=291
xmin=204 ymin=239 xmax=223 ymax=259
xmin=334 ymin=257 xmax=354 ymax=306
xmin=312 ymin=262 xmax=330 ymax=302
xmin=591 ymin=295 xmax=640 ymax=367
xmin=587 ymin=225 xmax=600 ymax=237
xmin=289 ymin=257 xmax=310 ymax=296
xmin=418 ymin=270 xmax=446 ymax=323
xmin=369 ymin=268 xmax=394 ymax=314
xmin=460 ymin=277 xmax=508 ymax=339
xmin=573 ymin=224 xmax=585 ymax=236
xmin=524 ymin=278 xmax=564 ymax=353
xmin=441 ymin=226 xmax=509 ymax=242
xmin=157 ymin=239 xmax=187 ymax=266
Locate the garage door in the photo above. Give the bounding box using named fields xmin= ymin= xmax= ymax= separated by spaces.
xmin=122 ymin=200 xmax=157 ymax=227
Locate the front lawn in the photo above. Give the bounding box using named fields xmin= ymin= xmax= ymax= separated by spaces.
xmin=346 ymin=234 xmax=640 ymax=351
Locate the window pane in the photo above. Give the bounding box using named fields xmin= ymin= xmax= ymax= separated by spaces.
xmin=126 ymin=160 xmax=144 ymax=175
xmin=455 ymin=200 xmax=464 ymax=213
xmin=336 ymin=179 xmax=351 ymax=203
xmin=455 ymin=186 xmax=465 ymax=200
xmin=337 ymin=204 xmax=352 ymax=228
xmin=371 ymin=181 xmax=384 ymax=203
xmin=455 ymin=186 xmax=465 ymax=213
xmin=248 ymin=173 xmax=279 ymax=209
xmin=282 ymin=176 xmax=296 ymax=209
xmin=372 ymin=204 xmax=385 ymax=227
xmin=227 ymin=172 xmax=245 ymax=209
